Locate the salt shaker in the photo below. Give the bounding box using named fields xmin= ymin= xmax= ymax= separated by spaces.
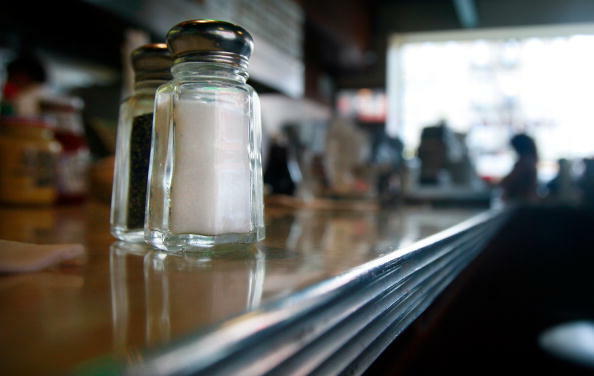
xmin=111 ymin=43 xmax=172 ymax=242
xmin=146 ymin=20 xmax=265 ymax=250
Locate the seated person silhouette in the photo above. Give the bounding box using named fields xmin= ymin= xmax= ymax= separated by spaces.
xmin=501 ymin=134 xmax=539 ymax=203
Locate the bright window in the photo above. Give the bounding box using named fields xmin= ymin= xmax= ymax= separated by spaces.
xmin=387 ymin=24 xmax=594 ymax=181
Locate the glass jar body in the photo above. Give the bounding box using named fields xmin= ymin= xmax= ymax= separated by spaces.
xmin=111 ymin=87 xmax=159 ymax=242
xmin=146 ymin=63 xmax=264 ymax=250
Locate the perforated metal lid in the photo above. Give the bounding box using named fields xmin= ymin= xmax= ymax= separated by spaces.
xmin=167 ymin=19 xmax=253 ymax=68
xmin=131 ymin=43 xmax=172 ymax=82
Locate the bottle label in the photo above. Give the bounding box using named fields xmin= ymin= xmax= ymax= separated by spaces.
xmin=0 ymin=145 xmax=58 ymax=203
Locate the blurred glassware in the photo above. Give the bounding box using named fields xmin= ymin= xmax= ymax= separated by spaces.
xmin=578 ymin=158 xmax=594 ymax=208
xmin=0 ymin=117 xmax=61 ymax=205
xmin=279 ymin=117 xmax=406 ymax=205
xmin=283 ymin=120 xmax=329 ymax=201
xmin=263 ymin=135 xmax=296 ymax=196
xmin=408 ymin=120 xmax=489 ymax=205
xmin=367 ymin=128 xmax=406 ymax=205
xmin=546 ymin=158 xmax=580 ymax=205
xmin=324 ymin=117 xmax=371 ymax=198
xmin=417 ymin=120 xmax=461 ymax=186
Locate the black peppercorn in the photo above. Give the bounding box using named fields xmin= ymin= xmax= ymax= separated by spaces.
xmin=127 ymin=113 xmax=153 ymax=229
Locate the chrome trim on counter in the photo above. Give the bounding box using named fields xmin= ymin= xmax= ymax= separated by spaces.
xmin=122 ymin=209 xmax=508 ymax=376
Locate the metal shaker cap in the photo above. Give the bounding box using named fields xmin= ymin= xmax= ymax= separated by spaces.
xmin=131 ymin=43 xmax=172 ymax=82
xmin=167 ymin=19 xmax=253 ymax=68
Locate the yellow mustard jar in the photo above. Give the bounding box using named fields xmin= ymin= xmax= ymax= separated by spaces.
xmin=0 ymin=117 xmax=61 ymax=205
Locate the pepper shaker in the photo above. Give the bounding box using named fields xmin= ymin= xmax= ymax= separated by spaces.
xmin=146 ymin=20 xmax=265 ymax=250
xmin=111 ymin=43 xmax=172 ymax=242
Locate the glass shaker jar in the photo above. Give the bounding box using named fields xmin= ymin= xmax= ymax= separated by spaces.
xmin=146 ymin=20 xmax=265 ymax=250
xmin=111 ymin=44 xmax=172 ymax=242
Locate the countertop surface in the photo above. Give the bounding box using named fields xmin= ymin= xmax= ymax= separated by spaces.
xmin=0 ymin=201 xmax=479 ymax=375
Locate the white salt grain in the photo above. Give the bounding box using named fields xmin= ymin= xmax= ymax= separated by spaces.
xmin=170 ymin=99 xmax=251 ymax=235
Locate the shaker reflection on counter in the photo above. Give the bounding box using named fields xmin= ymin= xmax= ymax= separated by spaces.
xmin=110 ymin=242 xmax=265 ymax=352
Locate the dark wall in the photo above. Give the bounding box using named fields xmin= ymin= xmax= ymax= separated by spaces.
xmin=477 ymin=0 xmax=594 ymax=28
xmin=335 ymin=0 xmax=594 ymax=92
xmin=0 ymin=0 xmax=144 ymax=68
xmin=5 ymin=0 xmax=594 ymax=102
xmin=378 ymin=0 xmax=461 ymax=33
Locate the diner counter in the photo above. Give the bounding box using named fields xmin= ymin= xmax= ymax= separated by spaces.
xmin=0 ymin=201 xmax=504 ymax=375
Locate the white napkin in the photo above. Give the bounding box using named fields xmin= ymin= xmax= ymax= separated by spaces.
xmin=0 ymin=240 xmax=85 ymax=273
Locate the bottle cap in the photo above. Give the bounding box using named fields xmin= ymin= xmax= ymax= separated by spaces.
xmin=167 ymin=19 xmax=253 ymax=68
xmin=131 ymin=43 xmax=172 ymax=82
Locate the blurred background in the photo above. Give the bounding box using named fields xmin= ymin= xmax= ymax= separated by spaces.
xmin=2 ymin=0 xmax=594 ymax=209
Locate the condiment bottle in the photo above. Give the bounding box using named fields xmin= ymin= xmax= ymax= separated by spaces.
xmin=41 ymin=96 xmax=90 ymax=204
xmin=111 ymin=44 xmax=172 ymax=242
xmin=0 ymin=117 xmax=61 ymax=205
xmin=146 ymin=20 xmax=265 ymax=250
